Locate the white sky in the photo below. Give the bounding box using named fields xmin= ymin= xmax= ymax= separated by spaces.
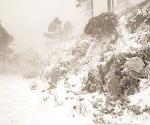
xmin=0 ymin=0 xmax=142 ymax=53
xmin=0 ymin=0 xmax=107 ymax=52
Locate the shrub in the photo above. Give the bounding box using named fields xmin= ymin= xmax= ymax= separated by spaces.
xmin=127 ymin=4 xmax=150 ymax=32
xmin=84 ymin=13 xmax=118 ymax=39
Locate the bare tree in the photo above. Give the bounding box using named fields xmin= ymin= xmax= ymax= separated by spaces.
xmin=76 ymin=0 xmax=94 ymax=18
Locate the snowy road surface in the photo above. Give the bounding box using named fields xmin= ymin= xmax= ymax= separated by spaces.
xmin=0 ymin=75 xmax=139 ymax=125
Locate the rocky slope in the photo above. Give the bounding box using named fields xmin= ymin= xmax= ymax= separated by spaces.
xmin=31 ymin=1 xmax=150 ymax=125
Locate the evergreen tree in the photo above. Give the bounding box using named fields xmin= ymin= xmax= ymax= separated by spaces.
xmin=0 ymin=22 xmax=13 ymax=73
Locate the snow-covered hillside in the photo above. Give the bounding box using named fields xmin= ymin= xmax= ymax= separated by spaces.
xmin=30 ymin=1 xmax=150 ymax=125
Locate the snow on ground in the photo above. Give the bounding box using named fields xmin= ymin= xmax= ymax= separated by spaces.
xmin=106 ymin=78 xmax=150 ymax=125
xmin=0 ymin=75 xmax=94 ymax=125
xmin=0 ymin=75 xmax=31 ymax=125
xmin=0 ymin=75 xmax=147 ymax=125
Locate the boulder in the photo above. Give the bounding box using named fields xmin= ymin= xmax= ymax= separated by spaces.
xmin=104 ymin=54 xmax=126 ymax=95
xmin=123 ymin=57 xmax=145 ymax=73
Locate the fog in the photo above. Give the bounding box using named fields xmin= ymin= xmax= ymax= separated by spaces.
xmin=0 ymin=0 xmax=107 ymax=54
xmin=0 ymin=0 xmax=142 ymax=52
xmin=0 ymin=0 xmax=144 ymax=74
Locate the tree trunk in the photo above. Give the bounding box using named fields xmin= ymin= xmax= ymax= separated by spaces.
xmin=107 ymin=0 xmax=111 ymax=14
xmin=112 ymin=0 xmax=114 ymax=13
xmin=91 ymin=0 xmax=94 ymax=18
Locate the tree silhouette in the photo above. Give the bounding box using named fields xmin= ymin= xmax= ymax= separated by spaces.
xmin=0 ymin=22 xmax=13 ymax=73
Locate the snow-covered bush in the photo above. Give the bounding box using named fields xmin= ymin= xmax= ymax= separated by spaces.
xmin=127 ymin=3 xmax=150 ymax=32
xmin=84 ymin=13 xmax=118 ymax=39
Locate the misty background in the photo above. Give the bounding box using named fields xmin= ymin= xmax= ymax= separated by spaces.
xmin=0 ymin=0 xmax=106 ymax=53
xmin=0 ymin=0 xmax=143 ymax=74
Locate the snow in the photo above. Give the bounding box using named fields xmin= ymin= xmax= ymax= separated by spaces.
xmin=0 ymin=75 xmax=95 ymax=125
xmin=115 ymin=16 xmax=142 ymax=53
xmin=1 ymin=1 xmax=150 ymax=125
xmin=33 ymin=8 xmax=150 ymax=124
xmin=129 ymin=79 xmax=150 ymax=110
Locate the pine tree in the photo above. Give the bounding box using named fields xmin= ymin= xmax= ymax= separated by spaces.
xmin=0 ymin=22 xmax=13 ymax=73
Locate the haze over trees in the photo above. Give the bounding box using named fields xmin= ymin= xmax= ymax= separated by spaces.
xmin=76 ymin=0 xmax=94 ymax=18
xmin=45 ymin=18 xmax=74 ymax=40
xmin=0 ymin=22 xmax=13 ymax=73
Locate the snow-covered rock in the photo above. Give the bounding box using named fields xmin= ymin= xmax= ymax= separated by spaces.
xmin=123 ymin=57 xmax=145 ymax=73
xmin=31 ymin=1 xmax=150 ymax=125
